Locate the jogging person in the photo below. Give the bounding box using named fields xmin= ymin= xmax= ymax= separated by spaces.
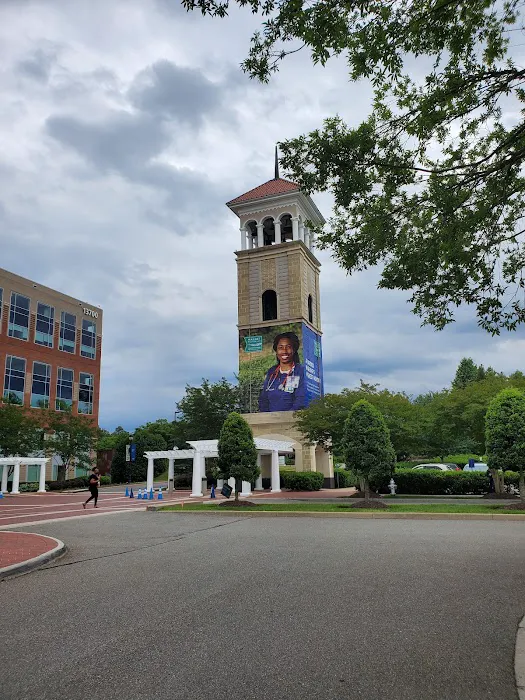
xmin=83 ymin=467 xmax=100 ymax=509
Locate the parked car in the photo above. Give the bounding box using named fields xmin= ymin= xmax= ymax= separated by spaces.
xmin=463 ymin=462 xmax=488 ymax=472
xmin=412 ymin=463 xmax=455 ymax=471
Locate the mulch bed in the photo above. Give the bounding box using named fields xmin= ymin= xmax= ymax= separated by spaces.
xmin=218 ymin=500 xmax=257 ymax=507
xmin=503 ymin=501 xmax=525 ymax=510
xmin=481 ymin=492 xmax=519 ymax=499
xmin=341 ymin=491 xmax=382 ymax=499
xmin=342 ymin=500 xmax=389 ymax=510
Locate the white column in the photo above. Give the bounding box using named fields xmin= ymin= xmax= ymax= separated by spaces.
xmin=240 ymin=227 xmax=247 ymax=250
xmin=292 ymin=217 xmax=299 ymax=241
xmin=216 ymin=478 xmax=224 ymax=490
xmin=201 ymin=455 xmax=207 ymax=494
xmin=298 ymin=221 xmax=305 ymax=242
xmin=168 ymin=457 xmax=175 ymax=492
xmin=191 ymin=452 xmax=203 ymax=497
xmin=38 ymin=461 xmax=47 ymax=494
xmin=257 ymin=223 xmax=264 ymax=248
xmin=240 ymin=481 xmax=252 ymax=498
xmin=274 ymin=219 xmax=282 ymax=243
xmin=1 ymin=465 xmax=8 ymax=494
xmin=146 ymin=456 xmax=155 ymax=493
xmin=255 ymin=453 xmax=263 ymax=490
xmin=228 ymin=477 xmax=235 ymax=492
xmin=11 ymin=459 xmax=20 ymax=495
xmin=271 ymin=450 xmax=281 ymax=493
xmin=304 ymin=228 xmax=311 ymax=249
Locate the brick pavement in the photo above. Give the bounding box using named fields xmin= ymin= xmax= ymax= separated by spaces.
xmin=0 ymin=531 xmax=59 ymax=568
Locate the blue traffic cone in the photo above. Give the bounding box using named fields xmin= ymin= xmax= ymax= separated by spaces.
xmin=210 ymin=485 xmax=216 ymax=499
xmin=157 ymin=488 xmax=163 ymax=501
xmin=125 ymin=486 xmax=129 ymax=497
xmin=137 ymin=489 xmax=142 ymax=500
xmin=149 ymin=488 xmax=154 ymax=500
xmin=0 ymin=491 xmax=4 ymax=499
xmin=129 ymin=488 xmax=134 ymax=498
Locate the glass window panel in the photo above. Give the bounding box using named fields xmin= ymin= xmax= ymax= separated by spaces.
xmin=8 ymin=292 xmax=30 ymax=340
xmin=31 ymin=361 xmax=50 ymax=408
xmin=80 ymin=319 xmax=96 ymax=359
xmin=56 ymin=367 xmax=74 ymax=410
xmin=59 ymin=311 xmax=76 ymax=353
xmin=3 ymin=355 xmax=26 ymax=404
xmin=35 ymin=302 xmax=54 ymax=347
xmin=78 ymin=372 xmax=94 ymax=414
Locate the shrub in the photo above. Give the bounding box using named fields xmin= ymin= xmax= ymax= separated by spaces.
xmin=281 ymin=470 xmax=324 ymax=491
xmin=19 ymin=482 xmax=48 ymax=492
xmin=174 ymin=474 xmax=192 ymax=488
xmin=392 ymin=468 xmax=489 ymax=495
xmin=46 ymin=477 xmax=89 ymax=491
xmin=100 ymin=475 xmax=110 ymax=485
xmin=334 ymin=468 xmax=357 ymax=488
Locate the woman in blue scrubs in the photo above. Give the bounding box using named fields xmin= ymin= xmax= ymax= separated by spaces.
xmin=258 ymin=332 xmax=307 ymax=412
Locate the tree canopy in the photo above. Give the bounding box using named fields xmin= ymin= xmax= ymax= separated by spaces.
xmin=342 ymin=399 xmax=396 ymax=500
xmin=486 ymin=387 xmax=525 ymax=502
xmin=217 ymin=412 xmax=259 ymax=500
xmin=185 ymin=0 xmax=525 ymax=332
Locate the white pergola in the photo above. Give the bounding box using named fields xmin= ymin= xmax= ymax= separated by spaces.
xmin=0 ymin=457 xmax=48 ymax=494
xmin=144 ymin=437 xmax=295 ymax=498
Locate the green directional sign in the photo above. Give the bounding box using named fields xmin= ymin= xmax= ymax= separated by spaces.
xmin=244 ymin=335 xmax=263 ymax=352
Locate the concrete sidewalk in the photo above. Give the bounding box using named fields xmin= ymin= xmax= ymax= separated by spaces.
xmin=0 ymin=531 xmax=65 ymax=579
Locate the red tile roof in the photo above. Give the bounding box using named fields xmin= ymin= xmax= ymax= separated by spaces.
xmin=227 ymin=178 xmax=300 ymax=206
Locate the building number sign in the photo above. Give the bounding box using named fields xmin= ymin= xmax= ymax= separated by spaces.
xmin=83 ymin=307 xmax=99 ymax=319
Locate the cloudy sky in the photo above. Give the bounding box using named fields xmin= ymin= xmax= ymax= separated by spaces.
xmin=2 ymin=0 xmax=524 ymax=431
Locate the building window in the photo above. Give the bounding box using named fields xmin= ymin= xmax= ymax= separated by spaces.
xmin=80 ymin=319 xmax=96 ymax=359
xmin=31 ymin=361 xmax=51 ymax=408
xmin=59 ymin=311 xmax=76 ymax=353
xmin=262 ymin=289 xmax=278 ymax=321
xmin=308 ymin=294 xmax=313 ymax=324
xmin=78 ymin=373 xmax=94 ymax=414
xmin=35 ymin=302 xmax=55 ymax=347
xmin=8 ymin=292 xmax=30 ymax=340
xmin=56 ymin=368 xmax=74 ymax=411
xmin=3 ymin=356 xmax=26 ymax=405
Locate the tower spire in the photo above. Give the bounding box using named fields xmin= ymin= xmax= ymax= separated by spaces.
xmin=274 ymin=145 xmax=279 ymax=180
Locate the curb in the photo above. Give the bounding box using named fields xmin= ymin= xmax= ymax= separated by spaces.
xmin=0 ymin=533 xmax=66 ymax=580
xmin=146 ymin=506 xmax=525 ymax=520
xmin=517 ymin=615 xmax=525 ymax=700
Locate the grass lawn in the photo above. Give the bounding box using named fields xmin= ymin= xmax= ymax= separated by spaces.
xmin=159 ymin=502 xmax=524 ymax=514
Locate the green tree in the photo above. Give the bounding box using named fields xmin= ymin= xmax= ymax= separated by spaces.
xmin=0 ymin=401 xmax=41 ymax=457
xmin=296 ymin=382 xmax=421 ymax=459
xmin=486 ymin=388 xmax=525 ymax=504
xmin=342 ymin=399 xmax=395 ymax=502
xmin=217 ymin=412 xmax=258 ymax=501
xmin=176 ymin=378 xmax=240 ymax=443
xmin=186 ymin=0 xmax=525 ymax=332
xmin=43 ymin=409 xmax=99 ymax=481
xmin=452 ymin=358 xmax=479 ymax=390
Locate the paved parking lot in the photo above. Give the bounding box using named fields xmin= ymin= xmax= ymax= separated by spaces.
xmin=1 ymin=513 xmax=524 ymax=700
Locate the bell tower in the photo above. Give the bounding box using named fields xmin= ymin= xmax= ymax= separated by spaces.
xmin=226 ymin=153 xmax=333 ymax=485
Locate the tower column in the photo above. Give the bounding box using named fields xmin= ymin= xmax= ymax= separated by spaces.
xmin=292 ymin=216 xmax=299 ymax=241
xmin=257 ymin=223 xmax=264 ymax=248
xmin=298 ymin=221 xmax=305 ymax=242
xmin=274 ymin=219 xmax=282 ymax=243
xmin=240 ymin=227 xmax=247 ymax=250
xmin=304 ymin=228 xmax=311 ymax=248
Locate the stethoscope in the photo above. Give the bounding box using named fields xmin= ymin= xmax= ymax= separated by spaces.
xmin=266 ymin=364 xmax=296 ymax=392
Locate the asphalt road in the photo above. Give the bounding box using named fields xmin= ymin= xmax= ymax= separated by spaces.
xmin=2 ymin=514 xmax=524 ymax=700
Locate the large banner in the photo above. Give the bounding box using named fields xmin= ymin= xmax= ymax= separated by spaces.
xmin=238 ymin=323 xmax=324 ymax=413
